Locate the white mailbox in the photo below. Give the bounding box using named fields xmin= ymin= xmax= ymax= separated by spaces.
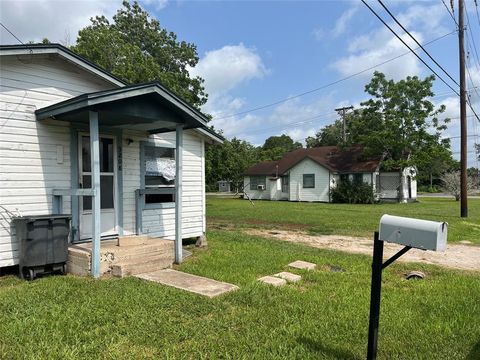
xmin=379 ymin=215 xmax=447 ymax=251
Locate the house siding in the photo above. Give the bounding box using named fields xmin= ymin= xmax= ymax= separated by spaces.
xmin=289 ymin=158 xmax=330 ymax=202
xmin=244 ymin=176 xmax=271 ymax=200
xmin=122 ymin=130 xmax=205 ymax=239
xmin=0 ymin=55 xmax=114 ymax=267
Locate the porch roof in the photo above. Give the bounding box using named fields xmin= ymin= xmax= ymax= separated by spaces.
xmin=35 ymin=82 xmax=218 ymax=136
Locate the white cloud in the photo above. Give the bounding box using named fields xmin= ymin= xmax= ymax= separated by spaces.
xmin=212 ymin=96 xmax=338 ymax=145
xmin=0 ymin=0 xmax=122 ymax=45
xmin=142 ymin=0 xmax=168 ymax=11
xmin=331 ymin=3 xmax=449 ymax=82
xmin=313 ymin=6 xmax=358 ymax=40
xmin=0 ymin=0 xmax=169 ymax=46
xmin=332 ymin=7 xmax=358 ymax=37
xmin=189 ymin=43 xmax=267 ymax=95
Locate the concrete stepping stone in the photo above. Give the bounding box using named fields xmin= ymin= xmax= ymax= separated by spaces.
xmin=136 ymin=269 xmax=238 ymax=298
xmin=288 ymin=260 xmax=316 ymax=270
xmin=258 ymin=275 xmax=287 ymax=287
xmin=274 ymin=271 xmax=301 ymax=283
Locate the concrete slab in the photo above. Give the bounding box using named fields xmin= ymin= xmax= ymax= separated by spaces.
xmin=258 ymin=276 xmax=287 ymax=287
xmin=288 ymin=260 xmax=316 ymax=270
xmin=135 ymin=269 xmax=239 ymax=298
xmin=274 ymin=271 xmax=301 ymax=283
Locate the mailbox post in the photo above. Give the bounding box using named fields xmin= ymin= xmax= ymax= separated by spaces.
xmin=367 ymin=215 xmax=448 ymax=360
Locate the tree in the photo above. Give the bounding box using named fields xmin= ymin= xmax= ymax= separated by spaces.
xmin=72 ymin=1 xmax=207 ymax=109
xmin=347 ymin=72 xmax=450 ymax=172
xmin=260 ymin=134 xmax=302 ymax=161
xmin=441 ymin=171 xmax=477 ymax=201
xmin=306 ymin=120 xmax=343 ymax=148
xmin=205 ymin=138 xmax=259 ymax=191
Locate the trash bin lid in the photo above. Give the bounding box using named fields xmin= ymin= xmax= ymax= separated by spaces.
xmin=13 ymin=214 xmax=72 ymax=222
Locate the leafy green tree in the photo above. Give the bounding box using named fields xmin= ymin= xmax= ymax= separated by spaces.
xmin=205 ymin=138 xmax=259 ymax=192
xmin=260 ymin=134 xmax=302 ymax=161
xmin=348 ymin=72 xmax=450 ymax=170
xmin=306 ymin=120 xmax=344 ymax=148
xmin=72 ymin=0 xmax=207 ymax=108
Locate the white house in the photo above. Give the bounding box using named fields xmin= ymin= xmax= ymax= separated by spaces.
xmin=243 ymin=146 xmax=416 ymax=203
xmin=0 ymin=44 xmax=223 ymax=276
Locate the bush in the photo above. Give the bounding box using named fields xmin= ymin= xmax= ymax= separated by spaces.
xmin=330 ymin=180 xmax=375 ymax=204
xmin=418 ymin=185 xmax=441 ymax=193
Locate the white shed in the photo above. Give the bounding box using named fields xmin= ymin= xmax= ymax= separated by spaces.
xmin=0 ymin=44 xmax=223 ymax=275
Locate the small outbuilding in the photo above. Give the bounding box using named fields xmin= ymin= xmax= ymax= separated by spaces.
xmin=243 ymin=146 xmax=416 ymax=203
xmin=217 ymin=180 xmax=231 ymax=193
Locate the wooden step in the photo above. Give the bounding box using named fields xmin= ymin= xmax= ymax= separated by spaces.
xmin=111 ymin=257 xmax=173 ymax=277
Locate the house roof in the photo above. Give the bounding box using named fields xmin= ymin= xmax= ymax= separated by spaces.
xmin=243 ymin=146 xmax=382 ymax=176
xmin=0 ymin=43 xmax=126 ymax=86
xmin=1 ymin=43 xmax=224 ymax=143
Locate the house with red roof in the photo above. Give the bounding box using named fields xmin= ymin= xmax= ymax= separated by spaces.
xmin=242 ymin=146 xmax=416 ymax=203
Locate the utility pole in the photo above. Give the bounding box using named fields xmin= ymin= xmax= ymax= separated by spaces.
xmin=335 ymin=105 xmax=354 ymax=142
xmin=458 ymin=0 xmax=468 ymax=217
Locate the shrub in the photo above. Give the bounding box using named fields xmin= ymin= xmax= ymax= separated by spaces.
xmin=418 ymin=185 xmax=441 ymax=193
xmin=331 ymin=180 xmax=375 ymax=204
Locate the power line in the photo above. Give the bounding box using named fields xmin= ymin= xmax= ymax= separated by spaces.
xmin=212 ymin=30 xmax=457 ymax=120
xmin=475 ymin=0 xmax=480 ymax=27
xmin=441 ymin=0 xmax=458 ymax=26
xmin=361 ymin=0 xmax=460 ymax=96
xmin=222 ymin=89 xmax=466 ymax=138
xmin=0 ymin=22 xmax=24 ymax=45
xmin=465 ymin=5 xmax=480 ymax=68
xmin=378 ymin=0 xmax=459 ymax=87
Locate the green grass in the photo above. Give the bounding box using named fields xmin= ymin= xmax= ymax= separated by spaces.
xmin=1 ymin=231 xmax=479 ymax=359
xmin=207 ymin=197 xmax=480 ymax=244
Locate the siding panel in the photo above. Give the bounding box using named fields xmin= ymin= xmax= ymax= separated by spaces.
xmin=0 ymin=55 xmax=113 ymax=266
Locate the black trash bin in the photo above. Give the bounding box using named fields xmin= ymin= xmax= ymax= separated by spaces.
xmin=14 ymin=215 xmax=71 ymax=280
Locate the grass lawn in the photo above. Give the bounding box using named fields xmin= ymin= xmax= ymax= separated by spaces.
xmin=207 ymin=197 xmax=480 ymax=244
xmin=1 ymin=231 xmax=479 ymax=359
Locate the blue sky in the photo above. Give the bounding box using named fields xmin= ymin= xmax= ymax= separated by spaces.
xmin=1 ymin=0 xmax=479 ymax=167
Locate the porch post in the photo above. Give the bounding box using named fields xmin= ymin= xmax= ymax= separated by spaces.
xmin=89 ymin=111 xmax=101 ymax=278
xmin=175 ymin=124 xmax=184 ymax=264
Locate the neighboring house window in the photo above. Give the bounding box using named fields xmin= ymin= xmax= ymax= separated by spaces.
xmin=281 ymin=175 xmax=289 ymax=193
xmin=142 ymin=144 xmax=175 ymax=204
xmin=353 ymin=173 xmax=363 ymax=184
xmin=250 ymin=176 xmax=266 ymax=190
xmin=340 ymin=174 xmax=349 ymax=183
xmin=303 ymin=174 xmax=315 ymax=188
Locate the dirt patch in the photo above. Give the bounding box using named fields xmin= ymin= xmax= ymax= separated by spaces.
xmin=207 ymin=218 xmax=309 ymax=231
xmin=245 ymin=229 xmax=480 ymax=272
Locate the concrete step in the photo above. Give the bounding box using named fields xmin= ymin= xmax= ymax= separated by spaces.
xmin=112 ymin=257 xmax=173 ymax=277
xmin=117 ymin=235 xmax=149 ymax=247
xmin=108 ymin=249 xmax=174 ymax=264
xmin=101 ymin=240 xmax=174 ymax=258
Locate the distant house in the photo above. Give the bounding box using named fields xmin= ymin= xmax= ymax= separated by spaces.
xmin=242 ymin=146 xmax=416 ymax=203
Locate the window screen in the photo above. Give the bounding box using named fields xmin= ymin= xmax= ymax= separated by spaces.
xmin=281 ymin=175 xmax=289 ymax=193
xmin=303 ymin=174 xmax=315 ymax=188
xmin=142 ymin=145 xmax=175 ymax=204
xmin=250 ymin=176 xmax=266 ymax=190
xmin=144 ymin=146 xmax=175 ymax=186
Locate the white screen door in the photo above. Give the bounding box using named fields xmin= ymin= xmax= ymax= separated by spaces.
xmin=79 ymin=135 xmax=117 ymax=239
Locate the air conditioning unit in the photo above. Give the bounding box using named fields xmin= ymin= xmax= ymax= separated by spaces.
xmin=257 ymin=184 xmax=265 ymax=190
